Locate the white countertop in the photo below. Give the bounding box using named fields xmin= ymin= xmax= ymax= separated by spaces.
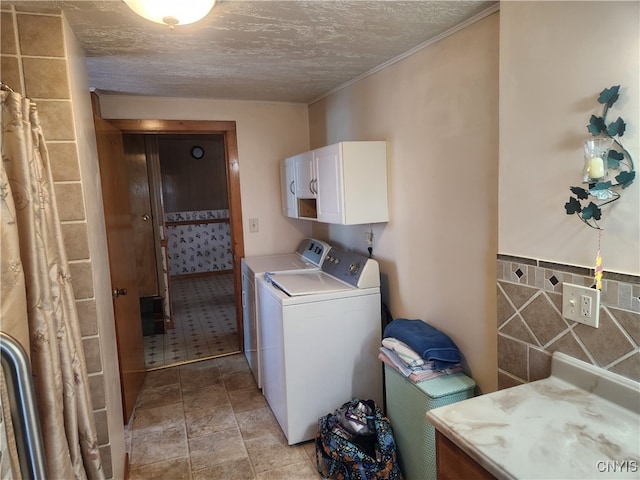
xmin=426 ymin=352 xmax=640 ymax=479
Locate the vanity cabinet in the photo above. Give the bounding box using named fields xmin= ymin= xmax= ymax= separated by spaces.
xmin=435 ymin=431 xmax=496 ymax=480
xmin=425 ymin=352 xmax=639 ymax=480
xmin=280 ymin=156 xmax=297 ymax=218
xmin=282 ymin=141 xmax=388 ymax=225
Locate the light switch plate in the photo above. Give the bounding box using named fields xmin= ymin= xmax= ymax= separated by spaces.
xmin=562 ymin=282 xmax=600 ymax=328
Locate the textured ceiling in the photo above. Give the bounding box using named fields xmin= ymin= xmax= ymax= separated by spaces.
xmin=22 ymin=1 xmax=497 ymax=103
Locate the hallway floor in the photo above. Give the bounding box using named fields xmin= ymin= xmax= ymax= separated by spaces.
xmin=126 ymin=354 xmax=323 ymax=479
xmin=143 ymin=274 xmax=239 ymax=369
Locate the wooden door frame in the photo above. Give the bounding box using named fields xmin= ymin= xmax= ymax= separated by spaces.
xmin=104 ymin=119 xmax=245 ymax=353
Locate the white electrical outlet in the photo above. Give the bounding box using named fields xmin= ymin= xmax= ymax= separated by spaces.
xmin=364 ymin=229 xmax=374 ymax=246
xmin=580 ymin=295 xmax=592 ymax=317
xmin=562 ymin=283 xmax=600 ymax=328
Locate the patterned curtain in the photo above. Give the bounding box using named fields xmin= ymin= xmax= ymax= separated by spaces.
xmin=1 ymin=89 xmax=104 ymax=479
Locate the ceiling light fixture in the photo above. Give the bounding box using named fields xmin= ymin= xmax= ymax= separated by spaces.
xmin=123 ymin=0 xmax=216 ymax=29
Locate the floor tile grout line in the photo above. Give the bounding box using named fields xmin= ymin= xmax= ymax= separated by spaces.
xmin=129 ymin=354 xmax=324 ymax=479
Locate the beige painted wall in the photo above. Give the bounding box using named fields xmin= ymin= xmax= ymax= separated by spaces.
xmin=500 ymin=1 xmax=639 ymax=276
xmin=308 ymin=13 xmax=500 ymax=393
xmin=98 ymin=95 xmax=313 ymax=257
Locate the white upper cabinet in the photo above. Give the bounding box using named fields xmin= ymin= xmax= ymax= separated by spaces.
xmin=280 ymin=156 xmax=297 ymax=218
xmin=313 ymin=143 xmax=344 ymax=224
xmin=293 ymin=151 xmax=315 ymax=199
xmin=282 ymin=141 xmax=388 ymax=225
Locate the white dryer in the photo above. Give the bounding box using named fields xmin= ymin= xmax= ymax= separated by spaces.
xmin=241 ymin=238 xmax=331 ymax=387
xmin=257 ymin=247 xmax=383 ymax=445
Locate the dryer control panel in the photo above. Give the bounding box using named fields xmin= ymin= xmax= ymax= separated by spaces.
xmin=322 ymin=248 xmax=380 ymax=288
xmin=295 ymin=238 xmax=331 ymax=267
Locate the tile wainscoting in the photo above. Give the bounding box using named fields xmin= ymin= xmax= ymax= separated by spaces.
xmin=497 ymin=255 xmax=639 ymax=389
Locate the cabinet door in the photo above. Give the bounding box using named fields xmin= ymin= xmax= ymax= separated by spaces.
xmin=314 ymin=144 xmax=345 ymax=224
xmin=280 ymin=157 xmax=297 ymax=218
xmin=294 ymin=151 xmax=316 ymax=199
xmin=435 ymin=431 xmax=496 ymax=480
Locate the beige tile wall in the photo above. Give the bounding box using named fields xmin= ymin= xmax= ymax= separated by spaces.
xmin=497 ymin=254 xmax=640 ymax=390
xmin=1 ymin=5 xmax=113 ymax=478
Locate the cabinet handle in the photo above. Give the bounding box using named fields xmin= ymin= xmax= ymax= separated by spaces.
xmin=310 ymin=178 xmax=317 ymax=195
xmin=241 ymin=290 xmax=246 ymax=308
xmin=289 ymin=181 xmax=295 ymax=195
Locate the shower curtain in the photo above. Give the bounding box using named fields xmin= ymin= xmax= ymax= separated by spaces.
xmin=1 ymin=88 xmax=104 ymax=479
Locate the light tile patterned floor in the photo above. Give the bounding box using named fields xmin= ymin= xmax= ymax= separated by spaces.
xmin=144 ymin=274 xmax=240 ymax=368
xmin=127 ymin=354 xmax=323 ymax=479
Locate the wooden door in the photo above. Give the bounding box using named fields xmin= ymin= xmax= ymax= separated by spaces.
xmin=123 ymin=135 xmax=158 ymax=297
xmin=144 ymin=136 xmax=174 ymax=329
xmin=93 ymin=114 xmax=146 ymax=423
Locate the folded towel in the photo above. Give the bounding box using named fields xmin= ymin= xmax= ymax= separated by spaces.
xmin=383 ymin=318 xmax=462 ymax=369
xmin=378 ymin=351 xmax=462 ymax=384
xmin=380 ymin=346 xmax=437 ymax=372
xmin=381 ymin=337 xmax=425 ymax=367
xmin=379 ymin=347 xmax=413 ymax=377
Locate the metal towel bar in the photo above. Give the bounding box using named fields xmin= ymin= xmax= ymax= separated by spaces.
xmin=1 ymin=332 xmax=47 ymax=479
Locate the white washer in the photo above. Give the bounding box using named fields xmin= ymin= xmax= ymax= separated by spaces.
xmin=241 ymin=238 xmax=331 ymax=387
xmin=257 ymin=247 xmax=383 ymax=445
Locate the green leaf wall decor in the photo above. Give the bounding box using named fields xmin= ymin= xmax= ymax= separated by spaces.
xmin=607 ymin=117 xmax=626 ymax=137
xmin=598 ymin=85 xmax=620 ymax=107
xmin=565 ymin=85 xmax=635 ymax=230
xmin=587 ymin=115 xmax=606 ymax=136
xmin=616 ymin=171 xmax=636 ymax=189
